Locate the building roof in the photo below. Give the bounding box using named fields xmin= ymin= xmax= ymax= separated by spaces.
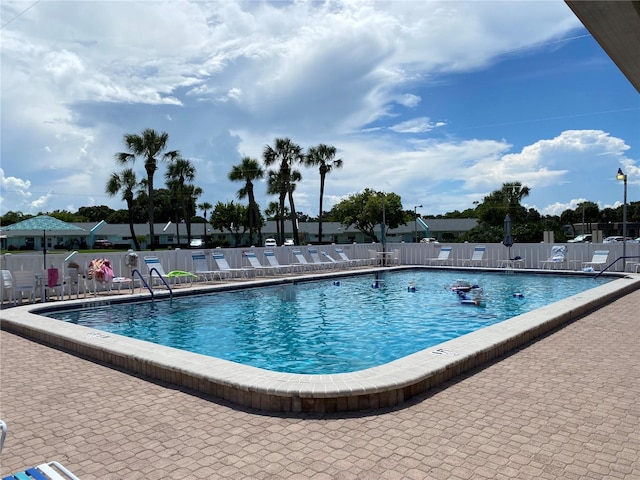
xmin=565 ymin=0 xmax=640 ymax=93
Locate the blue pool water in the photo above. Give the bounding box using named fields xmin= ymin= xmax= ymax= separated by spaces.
xmin=46 ymin=270 xmax=610 ymax=374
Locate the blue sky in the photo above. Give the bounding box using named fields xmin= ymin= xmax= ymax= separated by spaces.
xmin=1 ymin=0 xmax=638 ymax=219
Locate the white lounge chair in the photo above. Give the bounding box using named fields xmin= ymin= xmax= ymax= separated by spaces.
xmin=334 ymin=248 xmax=368 ymax=267
xmin=458 ymin=245 xmax=487 ymax=267
xmin=427 ymin=246 xmax=452 ymax=266
xmin=581 ymin=250 xmax=609 ymax=271
xmin=243 ymin=251 xmax=278 ymax=276
xmin=292 ymin=249 xmax=318 ymax=272
xmin=308 ymin=247 xmax=335 ymax=269
xmin=264 ymin=250 xmax=300 ymax=274
xmin=320 ymin=251 xmax=350 ymax=269
xmin=211 ymin=252 xmax=254 ymax=278
xmin=539 ymin=245 xmax=568 ymax=270
xmin=191 ymin=251 xmax=230 ymax=282
xmin=145 ymin=255 xmax=197 ymax=286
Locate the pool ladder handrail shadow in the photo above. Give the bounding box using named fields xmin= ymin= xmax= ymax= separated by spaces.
xmin=593 ymin=255 xmax=640 ymax=279
xmin=131 ymin=268 xmax=173 ymax=299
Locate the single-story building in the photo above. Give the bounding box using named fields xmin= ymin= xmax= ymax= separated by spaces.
xmin=0 ymin=218 xmax=478 ymax=250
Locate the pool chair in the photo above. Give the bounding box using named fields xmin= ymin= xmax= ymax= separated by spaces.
xmin=211 ymin=252 xmax=254 ymax=279
xmin=243 ymin=251 xmax=278 ymax=276
xmin=12 ymin=270 xmax=36 ymax=305
xmin=87 ymin=258 xmax=115 ymax=294
xmin=292 ymin=249 xmax=319 ymax=272
xmin=320 ymin=251 xmax=349 ymax=269
xmin=0 ymin=419 xmax=81 ymax=480
xmin=427 ymin=246 xmax=452 ymax=266
xmin=578 ymin=250 xmax=610 ymax=271
xmin=65 ymin=268 xmax=87 ymax=299
xmin=1 ymin=270 xmax=14 ymax=305
xmin=387 ymin=248 xmax=401 ymax=266
xmin=308 ymin=247 xmax=336 ymax=270
xmin=458 ymin=245 xmax=487 ymax=267
xmin=42 ymin=267 xmax=65 ymax=302
xmin=333 ymin=248 xmax=368 ymax=267
xmin=264 ymin=250 xmax=300 ymax=274
xmin=539 ymin=245 xmax=568 ymax=270
xmin=191 ymin=251 xmax=230 ymax=282
xmin=144 ymin=256 xmax=196 ymax=287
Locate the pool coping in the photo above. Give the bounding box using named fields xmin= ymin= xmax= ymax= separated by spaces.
xmin=2 ymin=268 xmax=639 ymax=413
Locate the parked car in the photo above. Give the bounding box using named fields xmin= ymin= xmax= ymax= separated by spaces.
xmin=567 ymin=234 xmax=592 ymax=243
xmin=420 ymin=237 xmax=439 ymax=243
xmin=603 ymin=236 xmax=625 ymax=243
xmin=283 ymin=238 xmax=295 ymax=246
xmin=264 ymin=238 xmax=278 ymax=247
xmin=189 ymin=238 xmax=204 ymax=249
xmin=92 ymin=239 xmax=114 ymax=249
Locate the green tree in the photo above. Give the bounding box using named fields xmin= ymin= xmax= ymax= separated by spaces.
xmin=46 ymin=210 xmax=80 ymax=222
xmin=0 ymin=211 xmax=28 ymax=226
xmin=228 ymin=157 xmax=264 ymax=246
xmin=209 ymin=201 xmax=247 ymax=247
xmin=116 ymin=128 xmax=177 ymax=250
xmin=263 ymin=138 xmax=304 ymax=245
xmin=330 ymin=189 xmax=405 ymax=242
xmin=476 ymin=182 xmax=531 ymax=227
xmin=264 ymin=200 xmax=289 ymax=241
xmin=305 ymin=144 xmax=342 ymax=245
xmin=76 ymin=205 xmax=115 ymax=222
xmin=197 ymin=201 xmax=213 ymax=243
xmin=105 ymin=168 xmax=142 ymax=250
xmin=165 ymin=156 xmax=196 ymax=245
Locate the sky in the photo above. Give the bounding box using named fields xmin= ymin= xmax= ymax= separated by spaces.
xmin=1 ymin=0 xmax=638 ymax=220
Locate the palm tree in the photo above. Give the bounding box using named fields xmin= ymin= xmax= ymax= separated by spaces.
xmin=305 ymin=144 xmax=342 ymax=244
xmin=116 ymin=129 xmax=177 ymax=250
xmin=165 ymin=156 xmax=196 ymax=245
xmin=264 ymin=201 xmax=282 ymax=242
xmin=263 ymin=138 xmax=304 ymax=245
xmin=105 ymin=168 xmax=142 ymax=250
xmin=198 ymin=201 xmax=213 ymax=243
xmin=502 ymin=182 xmax=531 ymax=222
xmin=228 ymin=157 xmax=264 ymax=245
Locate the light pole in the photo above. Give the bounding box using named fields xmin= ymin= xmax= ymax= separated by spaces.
xmin=414 ymin=204 xmax=422 ymax=243
xmin=616 ymin=168 xmax=627 ymax=263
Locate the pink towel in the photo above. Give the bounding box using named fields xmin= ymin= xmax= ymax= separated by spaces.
xmin=47 ymin=268 xmax=59 ymax=287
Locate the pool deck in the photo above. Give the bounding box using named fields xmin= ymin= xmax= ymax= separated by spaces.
xmin=1 ymin=270 xmax=639 ymax=478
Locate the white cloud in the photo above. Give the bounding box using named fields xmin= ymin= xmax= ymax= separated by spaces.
xmin=1 ymin=0 xmax=635 ymax=219
xmin=388 ymin=117 xmax=446 ymax=133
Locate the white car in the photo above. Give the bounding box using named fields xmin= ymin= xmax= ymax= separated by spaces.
xmin=603 ymin=236 xmax=624 ymax=243
xmin=283 ymin=238 xmax=294 ymax=246
xmin=264 ymin=238 xmax=277 ymax=247
xmin=189 ymin=238 xmax=204 ymax=248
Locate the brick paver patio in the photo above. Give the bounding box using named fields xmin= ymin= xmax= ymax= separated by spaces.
xmin=1 ymin=289 xmax=639 ymax=479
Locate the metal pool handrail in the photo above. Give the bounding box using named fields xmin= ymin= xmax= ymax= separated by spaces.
xmin=131 ymin=268 xmax=173 ymax=299
xmin=594 ymin=255 xmax=640 ymax=279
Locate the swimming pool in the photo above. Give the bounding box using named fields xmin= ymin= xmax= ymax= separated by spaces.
xmin=45 ymin=270 xmax=612 ymax=374
xmin=4 ymin=267 xmax=638 ymax=412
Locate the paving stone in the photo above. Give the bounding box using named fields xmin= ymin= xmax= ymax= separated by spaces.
xmin=1 ymin=289 xmax=639 ymax=479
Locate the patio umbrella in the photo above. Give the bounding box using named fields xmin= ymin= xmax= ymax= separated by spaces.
xmin=503 ymin=214 xmax=514 ymax=261
xmin=3 ymin=215 xmax=85 ymax=270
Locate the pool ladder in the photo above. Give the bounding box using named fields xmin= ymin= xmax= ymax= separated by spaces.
xmin=131 ymin=268 xmax=173 ymax=299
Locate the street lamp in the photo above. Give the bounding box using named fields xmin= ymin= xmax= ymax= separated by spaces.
xmin=414 ymin=204 xmax=422 ymax=243
xmin=616 ymin=168 xmax=627 ymax=263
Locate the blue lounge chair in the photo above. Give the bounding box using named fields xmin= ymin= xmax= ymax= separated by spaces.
xmin=0 ymin=420 xmax=81 ymax=480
